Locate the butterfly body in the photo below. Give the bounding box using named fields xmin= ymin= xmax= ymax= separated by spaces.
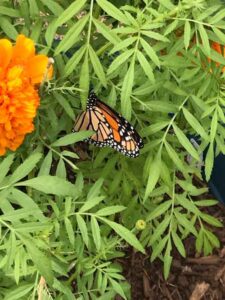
xmin=73 ymin=91 xmax=143 ymax=157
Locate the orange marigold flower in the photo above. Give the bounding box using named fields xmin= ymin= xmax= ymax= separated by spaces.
xmin=208 ymin=41 xmax=225 ymax=72
xmin=0 ymin=34 xmax=53 ymax=156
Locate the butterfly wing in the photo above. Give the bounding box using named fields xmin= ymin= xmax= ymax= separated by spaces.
xmin=96 ymin=99 xmax=144 ymax=146
xmin=90 ymin=93 xmax=144 ymax=157
xmin=74 ymin=91 xmax=144 ymax=157
xmin=73 ymin=107 xmax=113 ymax=147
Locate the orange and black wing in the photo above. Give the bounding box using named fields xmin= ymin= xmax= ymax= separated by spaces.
xmin=88 ymin=91 xmax=143 ymax=157
xmin=73 ymin=91 xmax=144 ymax=157
xmin=73 ymin=106 xmax=113 ymax=147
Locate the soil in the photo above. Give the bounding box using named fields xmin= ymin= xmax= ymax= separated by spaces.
xmin=118 ymin=203 xmax=225 ymax=300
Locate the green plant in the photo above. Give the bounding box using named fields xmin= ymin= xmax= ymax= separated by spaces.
xmin=0 ymin=0 xmax=225 ymax=298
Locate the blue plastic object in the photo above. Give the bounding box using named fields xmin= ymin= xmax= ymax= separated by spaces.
xmin=207 ymin=153 xmax=225 ymax=204
xmin=189 ymin=136 xmax=225 ymax=205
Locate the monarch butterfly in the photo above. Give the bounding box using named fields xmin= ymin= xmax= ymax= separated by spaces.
xmin=73 ymin=91 xmax=144 ymax=157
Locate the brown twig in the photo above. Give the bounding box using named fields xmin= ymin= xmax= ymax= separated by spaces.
xmin=189 ymin=282 xmax=210 ymax=300
xmin=187 ymin=256 xmax=223 ymax=265
xmin=38 ymin=276 xmax=46 ymax=300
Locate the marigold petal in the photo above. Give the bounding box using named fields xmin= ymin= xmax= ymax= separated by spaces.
xmin=0 ymin=39 xmax=12 ymax=70
xmin=12 ymin=34 xmax=35 ymax=64
xmin=27 ymin=55 xmax=53 ymax=84
xmin=0 ymin=34 xmax=53 ymax=156
xmin=211 ymin=42 xmax=222 ymax=54
xmin=0 ymin=147 xmax=6 ymax=156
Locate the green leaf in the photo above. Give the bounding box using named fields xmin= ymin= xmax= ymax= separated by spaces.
xmin=76 ymin=215 xmax=89 ymax=247
xmin=53 ymin=279 xmax=74 ymax=298
xmin=121 ymin=61 xmax=134 ymax=120
xmin=217 ymin=106 xmax=225 ymax=123
xmin=181 ymin=67 xmax=200 ymax=81
xmin=144 ymin=153 xmax=161 ymax=201
xmin=197 ymin=5 xmax=221 ymax=21
xmin=164 ymin=19 xmax=178 ymax=36
xmin=173 ymin=124 xmax=199 ymax=161
xmin=141 ymin=30 xmax=169 ymax=42
xmin=63 ymin=45 xmax=86 ymax=76
xmin=176 ymin=195 xmax=200 ymax=215
xmin=200 ymin=213 xmax=222 ymax=227
xmin=55 ymin=15 xmax=89 ymax=54
xmin=79 ymin=52 xmax=89 ymax=109
xmin=172 ymin=231 xmax=186 ymax=257
xmin=174 ymin=210 xmax=197 ymax=236
xmin=184 ymin=21 xmax=191 ymax=50
xmin=52 ymin=131 xmax=93 ymax=147
xmin=40 ymin=0 xmax=63 ymax=15
xmin=142 ymin=121 xmax=169 ymax=136
xmin=102 ymin=218 xmax=145 ymax=253
xmin=10 ymin=153 xmax=42 ymax=184
xmin=3 ymin=284 xmax=33 ymax=300
xmin=87 ymin=178 xmax=104 ymax=199
xmin=203 ymin=234 xmax=212 ymax=256
xmin=205 ymin=46 xmax=225 ymax=66
xmin=210 ymin=112 xmax=218 ymax=142
xmin=149 ymin=217 xmax=170 ymax=245
xmin=38 ymin=151 xmax=52 ymax=176
xmin=91 ymin=216 xmax=101 ymax=251
xmin=28 ymin=0 xmax=39 ymax=18
xmin=204 ymin=229 xmax=220 ymax=248
xmin=137 ymin=51 xmax=154 ymax=82
xmin=147 ymin=101 xmax=177 ymax=113
xmin=109 ymin=279 xmax=127 ymax=300
xmin=198 ymin=24 xmax=210 ymax=56
xmin=195 ymin=199 xmax=218 ymax=206
xmin=16 ymin=222 xmax=50 ymax=233
xmin=140 ymin=38 xmax=160 ymax=67
xmin=93 ymin=18 xmax=120 ymax=44
xmin=0 ymin=154 xmax=14 ymax=184
xmin=191 ymin=95 xmax=208 ymax=110
xmin=164 ymin=141 xmax=184 ymax=172
xmin=107 ymin=49 xmax=134 ymax=75
xmin=0 ymin=6 xmax=20 ymax=17
xmin=54 ymin=0 xmax=86 ymax=27
xmin=1 ymin=208 xmax=41 ymax=222
xmin=14 ymin=251 xmax=20 ymax=284
xmin=89 ymin=45 xmax=107 ymax=87
xmin=79 ymin=196 xmax=105 ymax=213
xmin=10 ymin=188 xmax=45 ymax=221
xmin=30 ymin=19 xmax=42 ymax=42
xmin=151 ymin=235 xmax=168 ymax=261
xmin=158 ymin=0 xmax=175 ymax=9
xmin=196 ymin=228 xmax=204 ymax=253
xmin=65 ymin=197 xmax=72 ymax=216
xmin=96 ymin=0 xmax=130 ymax=24
xmin=0 ymin=17 xmax=18 ymax=40
xmin=45 ymin=19 xmax=57 ymax=47
xmin=64 ymin=217 xmax=75 ymax=245
xmin=54 ymin=92 xmax=76 ymax=120
xmin=96 ymin=206 xmax=126 ymax=216
xmin=212 ymin=27 xmax=225 ymax=45
xmin=209 ymin=8 xmax=225 ymax=24
xmin=164 ymin=82 xmax=187 ymax=96
xmin=16 ymin=176 xmax=76 ymax=197
xmin=21 ymin=236 xmax=53 ymax=285
xmin=205 ymin=143 xmax=214 ymax=181
xmin=163 ymin=239 xmax=172 ymax=279
xmin=147 ymin=200 xmax=171 ymax=221
xmin=182 ymin=107 xmax=209 ymax=140
xmin=110 ymin=36 xmax=137 ymax=54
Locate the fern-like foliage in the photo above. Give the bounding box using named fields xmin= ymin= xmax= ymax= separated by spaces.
xmin=0 ymin=0 xmax=225 ymax=298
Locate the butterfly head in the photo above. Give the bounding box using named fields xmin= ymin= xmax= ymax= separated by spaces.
xmin=87 ymin=90 xmax=98 ymax=109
